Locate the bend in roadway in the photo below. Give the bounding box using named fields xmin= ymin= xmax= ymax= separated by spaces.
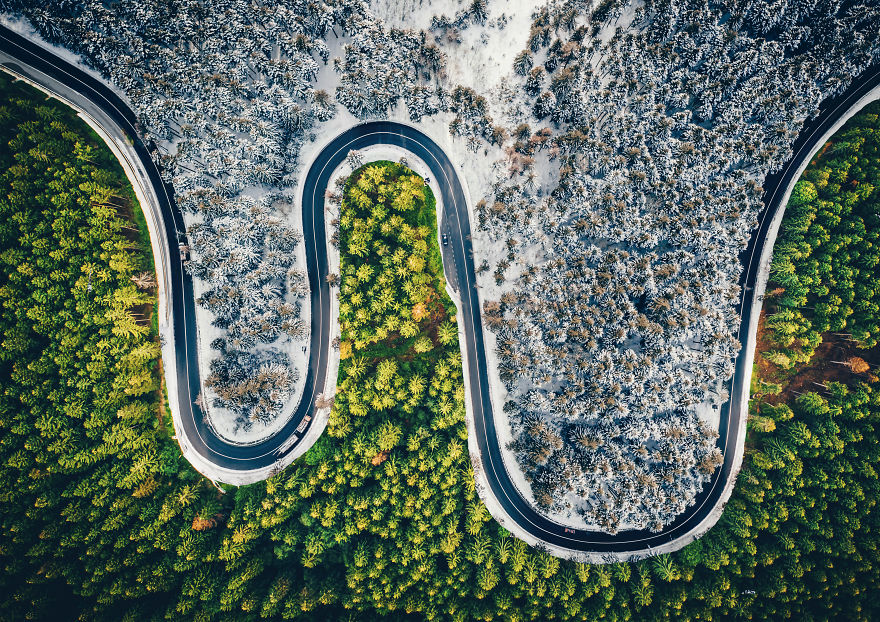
xmin=0 ymin=26 xmax=330 ymax=475
xmin=4 ymin=23 xmax=879 ymax=556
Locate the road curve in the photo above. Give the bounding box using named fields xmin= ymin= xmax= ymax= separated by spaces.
xmin=0 ymin=26 xmax=330 ymax=477
xmin=326 ymin=68 xmax=880 ymax=556
xmin=3 ymin=23 xmax=879 ymax=556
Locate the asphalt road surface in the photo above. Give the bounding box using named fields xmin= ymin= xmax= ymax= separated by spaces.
xmin=2 ymin=23 xmax=878 ymax=554
xmin=0 ymin=26 xmax=329 ymax=471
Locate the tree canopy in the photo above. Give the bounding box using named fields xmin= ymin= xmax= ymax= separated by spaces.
xmin=768 ymin=101 xmax=880 ymax=357
xmin=2 ymin=0 xmax=880 ymax=616
xmin=3 ymin=87 xmax=880 ymax=615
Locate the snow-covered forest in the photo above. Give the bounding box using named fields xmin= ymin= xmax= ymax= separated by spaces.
xmin=468 ymin=0 xmax=880 ymax=532
xmin=2 ymin=0 xmax=358 ymax=435
xmin=0 ymin=0 xmax=492 ymax=440
xmin=1 ymin=0 xmax=373 ymax=437
xmin=5 ymin=0 xmax=879 ymax=528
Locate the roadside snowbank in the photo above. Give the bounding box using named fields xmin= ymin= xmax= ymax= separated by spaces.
xmin=1 ymin=15 xmax=135 ymax=108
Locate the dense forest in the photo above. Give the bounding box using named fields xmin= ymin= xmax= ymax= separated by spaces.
xmin=765 ymin=100 xmax=880 ymax=361
xmin=5 ymin=0 xmax=880 ymax=522
xmin=1 ymin=73 xmax=879 ymax=618
xmin=0 ymin=74 xmax=179 ymax=617
xmin=477 ymin=0 xmax=880 ymax=530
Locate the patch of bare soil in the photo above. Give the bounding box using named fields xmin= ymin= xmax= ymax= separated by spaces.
xmin=754 ymin=308 xmax=880 ymax=410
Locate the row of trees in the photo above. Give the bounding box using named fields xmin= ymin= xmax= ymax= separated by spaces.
xmin=472 ymin=0 xmax=880 ymax=530
xmin=0 ymin=74 xmax=192 ymax=619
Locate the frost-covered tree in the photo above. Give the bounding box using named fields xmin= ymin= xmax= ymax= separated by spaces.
xmin=335 ymin=18 xmax=445 ymax=121
xmin=206 ymin=339 xmax=299 ymax=426
xmin=477 ymin=0 xmax=880 ymax=531
xmin=5 ymin=0 xmax=371 ymax=429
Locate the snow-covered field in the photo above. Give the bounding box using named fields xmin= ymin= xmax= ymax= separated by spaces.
xmin=370 ymin=0 xmax=536 ymax=95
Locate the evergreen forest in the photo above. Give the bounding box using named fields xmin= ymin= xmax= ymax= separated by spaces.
xmin=767 ymin=101 xmax=880 ymax=360
xmin=6 ymin=0 xmax=879 ymax=523
xmin=1 ymin=77 xmax=880 ymax=621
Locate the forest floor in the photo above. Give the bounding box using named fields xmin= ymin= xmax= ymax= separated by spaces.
xmin=752 ymin=308 xmax=880 ymax=413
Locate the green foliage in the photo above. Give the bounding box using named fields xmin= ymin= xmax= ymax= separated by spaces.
xmin=337 ymin=161 xmax=449 ymax=355
xmin=768 ymin=101 xmax=880 ymax=352
xmin=2 ymin=88 xmax=880 ymax=621
xmin=789 ymin=179 xmax=819 ymax=207
xmin=0 ymin=74 xmax=220 ymax=620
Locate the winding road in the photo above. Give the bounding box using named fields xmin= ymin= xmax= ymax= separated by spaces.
xmin=0 ymin=26 xmax=331 ymax=474
xmin=2 ymin=23 xmax=878 ymax=557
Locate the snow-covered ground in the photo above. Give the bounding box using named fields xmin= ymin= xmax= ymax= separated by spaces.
xmin=370 ymin=0 xmax=538 ymax=94
xmin=191 ymin=205 xmax=310 ymax=445
xmin=0 ymin=15 xmax=134 ymax=109
xmin=369 ymin=0 xmax=465 ymax=30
